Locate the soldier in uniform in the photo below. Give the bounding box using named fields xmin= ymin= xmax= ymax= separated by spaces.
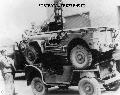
xmin=0 ymin=54 xmax=5 ymax=95
xmin=0 ymin=49 xmax=15 ymax=95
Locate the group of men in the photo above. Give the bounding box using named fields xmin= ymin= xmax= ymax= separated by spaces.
xmin=0 ymin=50 xmax=15 ymax=95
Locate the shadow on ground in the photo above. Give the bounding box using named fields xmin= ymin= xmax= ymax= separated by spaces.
xmin=15 ymin=76 xmax=26 ymax=80
xmin=47 ymin=88 xmax=79 ymax=95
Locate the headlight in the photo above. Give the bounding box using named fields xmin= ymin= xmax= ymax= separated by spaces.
xmin=19 ymin=42 xmax=26 ymax=52
xmin=112 ymin=50 xmax=120 ymax=60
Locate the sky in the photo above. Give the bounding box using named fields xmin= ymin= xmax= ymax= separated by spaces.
xmin=0 ymin=0 xmax=120 ymax=47
xmin=0 ymin=0 xmax=47 ymax=46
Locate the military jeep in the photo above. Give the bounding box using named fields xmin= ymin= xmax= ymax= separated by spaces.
xmin=14 ymin=27 xmax=120 ymax=95
xmin=19 ymin=27 xmax=116 ymax=68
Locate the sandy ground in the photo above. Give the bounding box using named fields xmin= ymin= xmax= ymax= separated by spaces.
xmin=14 ymin=73 xmax=120 ymax=95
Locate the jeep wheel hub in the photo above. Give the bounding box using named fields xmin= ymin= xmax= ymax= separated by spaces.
xmin=83 ymin=82 xmax=94 ymax=94
xmin=27 ymin=52 xmax=36 ymax=61
xmin=75 ymin=51 xmax=85 ymax=64
xmin=35 ymin=82 xmax=43 ymax=92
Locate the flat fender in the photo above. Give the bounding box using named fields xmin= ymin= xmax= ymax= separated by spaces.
xmin=31 ymin=40 xmax=45 ymax=53
xmin=25 ymin=65 xmax=45 ymax=85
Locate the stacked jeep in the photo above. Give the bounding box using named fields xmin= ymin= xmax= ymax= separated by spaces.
xmin=18 ymin=27 xmax=116 ymax=68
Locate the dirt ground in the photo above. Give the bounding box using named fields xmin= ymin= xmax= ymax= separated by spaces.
xmin=14 ymin=73 xmax=120 ymax=95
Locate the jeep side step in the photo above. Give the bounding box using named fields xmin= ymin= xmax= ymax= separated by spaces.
xmin=46 ymin=82 xmax=70 ymax=86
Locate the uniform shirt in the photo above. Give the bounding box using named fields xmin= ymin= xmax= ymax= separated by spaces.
xmin=0 ymin=55 xmax=14 ymax=73
xmin=0 ymin=70 xmax=5 ymax=95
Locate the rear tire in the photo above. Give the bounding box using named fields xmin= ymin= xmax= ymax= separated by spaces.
xmin=78 ymin=78 xmax=101 ymax=95
xmin=31 ymin=77 xmax=47 ymax=95
xmin=70 ymin=45 xmax=92 ymax=69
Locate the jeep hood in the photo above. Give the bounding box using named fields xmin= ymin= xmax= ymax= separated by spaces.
xmin=27 ymin=32 xmax=58 ymax=41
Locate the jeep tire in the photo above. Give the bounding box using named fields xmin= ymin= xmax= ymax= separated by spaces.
xmin=78 ymin=78 xmax=101 ymax=95
xmin=70 ymin=45 xmax=92 ymax=69
xmin=31 ymin=77 xmax=47 ymax=95
xmin=25 ymin=46 xmax=39 ymax=65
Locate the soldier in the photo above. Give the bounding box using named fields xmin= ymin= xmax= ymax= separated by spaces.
xmin=0 ymin=49 xmax=15 ymax=95
xmin=0 ymin=57 xmax=5 ymax=95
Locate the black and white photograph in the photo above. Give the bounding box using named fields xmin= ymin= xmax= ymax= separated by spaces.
xmin=1 ymin=0 xmax=120 ymax=95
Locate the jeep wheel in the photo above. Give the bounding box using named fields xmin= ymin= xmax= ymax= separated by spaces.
xmin=31 ymin=77 xmax=47 ymax=95
xmin=103 ymin=81 xmax=120 ymax=91
xmin=70 ymin=45 xmax=92 ymax=69
xmin=25 ymin=46 xmax=39 ymax=65
xmin=78 ymin=78 xmax=101 ymax=95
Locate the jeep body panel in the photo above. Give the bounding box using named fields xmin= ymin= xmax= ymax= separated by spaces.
xmin=25 ymin=65 xmax=45 ymax=85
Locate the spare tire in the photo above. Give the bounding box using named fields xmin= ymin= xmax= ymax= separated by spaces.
xmin=70 ymin=45 xmax=92 ymax=69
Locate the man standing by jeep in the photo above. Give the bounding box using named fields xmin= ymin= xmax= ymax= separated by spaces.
xmin=0 ymin=50 xmax=15 ymax=95
xmin=0 ymin=53 xmax=5 ymax=95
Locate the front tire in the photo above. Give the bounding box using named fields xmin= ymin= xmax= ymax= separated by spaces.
xmin=78 ymin=78 xmax=101 ymax=95
xmin=70 ymin=45 xmax=92 ymax=69
xmin=31 ymin=77 xmax=47 ymax=95
xmin=25 ymin=46 xmax=39 ymax=65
